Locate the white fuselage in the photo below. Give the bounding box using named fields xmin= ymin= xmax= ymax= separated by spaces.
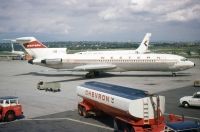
xmin=32 ymin=53 xmax=194 ymax=72
xmin=75 ymin=50 xmax=146 ymax=55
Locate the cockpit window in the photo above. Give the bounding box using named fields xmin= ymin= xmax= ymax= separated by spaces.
xmin=181 ymin=58 xmax=188 ymax=61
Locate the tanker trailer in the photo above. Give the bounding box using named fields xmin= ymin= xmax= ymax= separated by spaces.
xmin=77 ymin=81 xmax=165 ymax=131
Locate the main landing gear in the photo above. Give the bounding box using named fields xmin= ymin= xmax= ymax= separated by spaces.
xmin=172 ymin=72 xmax=176 ymax=77
xmin=85 ymin=71 xmax=100 ymax=78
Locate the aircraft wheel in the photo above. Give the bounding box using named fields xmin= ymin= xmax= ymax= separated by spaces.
xmin=94 ymin=71 xmax=100 ymax=77
xmin=172 ymin=73 xmax=176 ymax=77
xmin=85 ymin=73 xmax=90 ymax=78
xmin=85 ymin=72 xmax=95 ymax=78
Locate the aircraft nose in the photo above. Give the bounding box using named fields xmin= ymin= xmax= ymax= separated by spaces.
xmin=184 ymin=61 xmax=195 ymax=69
xmin=190 ymin=61 xmax=195 ymax=68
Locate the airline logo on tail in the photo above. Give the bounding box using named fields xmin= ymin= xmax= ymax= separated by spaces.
xmin=135 ymin=33 xmax=151 ymax=53
xmin=144 ymin=40 xmax=148 ymax=47
xmin=23 ymin=41 xmax=47 ymax=48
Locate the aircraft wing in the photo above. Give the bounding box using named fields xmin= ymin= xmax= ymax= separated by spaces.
xmin=73 ymin=64 xmax=116 ymax=71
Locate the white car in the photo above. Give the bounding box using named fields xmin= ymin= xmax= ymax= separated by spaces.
xmin=180 ymin=92 xmax=200 ymax=107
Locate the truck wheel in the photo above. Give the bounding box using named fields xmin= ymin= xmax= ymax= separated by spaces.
xmin=78 ymin=105 xmax=83 ymax=116
xmin=123 ymin=126 xmax=134 ymax=132
xmin=82 ymin=107 xmax=89 ymax=118
xmin=182 ymin=102 xmax=190 ymax=108
xmin=113 ymin=119 xmax=119 ymax=131
xmin=5 ymin=111 xmax=15 ymax=122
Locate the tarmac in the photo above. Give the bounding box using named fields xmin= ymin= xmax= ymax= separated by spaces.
xmin=0 ymin=58 xmax=200 ymax=131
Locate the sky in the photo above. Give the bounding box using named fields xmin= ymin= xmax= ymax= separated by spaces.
xmin=0 ymin=0 xmax=200 ymax=42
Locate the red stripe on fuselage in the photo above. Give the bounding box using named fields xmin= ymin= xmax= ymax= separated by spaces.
xmin=23 ymin=41 xmax=47 ymax=48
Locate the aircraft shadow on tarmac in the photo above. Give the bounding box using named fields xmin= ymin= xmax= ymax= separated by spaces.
xmin=14 ymin=71 xmax=192 ymax=78
xmin=14 ymin=72 xmax=83 ymax=77
xmin=13 ymin=71 xmax=192 ymax=84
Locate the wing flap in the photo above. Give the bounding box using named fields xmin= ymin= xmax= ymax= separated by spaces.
xmin=74 ymin=64 xmax=116 ymax=71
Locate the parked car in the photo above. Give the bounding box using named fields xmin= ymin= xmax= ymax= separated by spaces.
xmin=180 ymin=92 xmax=200 ymax=107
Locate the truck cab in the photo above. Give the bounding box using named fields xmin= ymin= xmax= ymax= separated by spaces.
xmin=180 ymin=92 xmax=200 ymax=107
xmin=0 ymin=96 xmax=23 ymax=122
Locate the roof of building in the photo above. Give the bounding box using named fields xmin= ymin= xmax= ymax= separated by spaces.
xmin=81 ymin=81 xmax=149 ymax=100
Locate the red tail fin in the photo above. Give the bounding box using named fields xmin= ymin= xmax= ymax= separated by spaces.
xmin=23 ymin=40 xmax=47 ymax=48
xmin=16 ymin=37 xmax=47 ymax=49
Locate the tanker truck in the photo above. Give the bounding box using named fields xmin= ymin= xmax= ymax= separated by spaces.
xmin=77 ymin=81 xmax=200 ymax=132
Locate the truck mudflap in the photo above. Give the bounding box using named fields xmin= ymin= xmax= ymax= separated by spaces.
xmin=78 ymin=100 xmax=93 ymax=111
xmin=78 ymin=100 xmax=95 ymax=118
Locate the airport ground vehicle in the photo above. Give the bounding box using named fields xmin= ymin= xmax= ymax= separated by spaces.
xmin=0 ymin=96 xmax=23 ymax=122
xmin=37 ymin=81 xmax=61 ymax=92
xmin=180 ymin=91 xmax=200 ymax=107
xmin=194 ymin=80 xmax=200 ymax=87
xmin=77 ymin=81 xmax=200 ymax=131
xmin=165 ymin=120 xmax=200 ymax=131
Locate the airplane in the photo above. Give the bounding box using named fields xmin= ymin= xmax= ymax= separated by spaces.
xmin=2 ymin=39 xmax=25 ymax=59
xmin=75 ymin=33 xmax=151 ymax=55
xmin=15 ymin=37 xmax=195 ymax=78
xmin=10 ymin=40 xmax=25 ymax=57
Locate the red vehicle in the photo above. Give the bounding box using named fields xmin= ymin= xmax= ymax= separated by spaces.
xmin=77 ymin=81 xmax=200 ymax=132
xmin=0 ymin=96 xmax=23 ymax=122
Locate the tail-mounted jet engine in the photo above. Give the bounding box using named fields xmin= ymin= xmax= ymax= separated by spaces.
xmin=41 ymin=58 xmax=62 ymax=65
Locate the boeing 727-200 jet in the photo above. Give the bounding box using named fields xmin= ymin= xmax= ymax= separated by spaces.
xmin=15 ymin=36 xmax=195 ymax=78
